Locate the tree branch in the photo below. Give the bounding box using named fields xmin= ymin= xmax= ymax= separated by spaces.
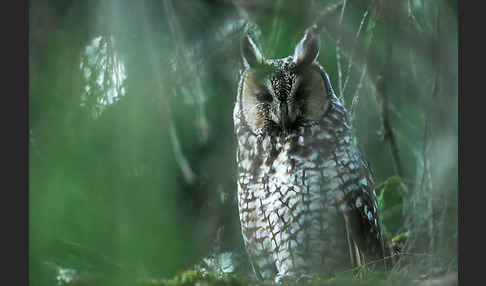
xmin=335 ymin=0 xmax=347 ymax=101
xmin=376 ymin=7 xmax=404 ymax=178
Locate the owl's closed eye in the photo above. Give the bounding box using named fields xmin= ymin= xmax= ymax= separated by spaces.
xmin=239 ymin=31 xmax=329 ymax=136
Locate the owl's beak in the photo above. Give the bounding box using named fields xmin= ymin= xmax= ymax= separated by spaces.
xmin=278 ymin=102 xmax=291 ymax=132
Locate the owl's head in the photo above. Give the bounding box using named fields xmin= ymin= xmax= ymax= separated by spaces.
xmin=237 ymin=26 xmax=332 ymax=137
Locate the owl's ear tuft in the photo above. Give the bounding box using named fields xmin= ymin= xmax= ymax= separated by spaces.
xmin=293 ymin=25 xmax=320 ymax=69
xmin=241 ymin=34 xmax=264 ymax=68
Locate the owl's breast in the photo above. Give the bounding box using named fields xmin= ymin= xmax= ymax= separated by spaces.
xmin=236 ymin=125 xmax=356 ymax=279
xmin=238 ymin=125 xmax=344 ymax=203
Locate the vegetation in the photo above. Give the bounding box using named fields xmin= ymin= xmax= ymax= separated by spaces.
xmin=30 ymin=0 xmax=457 ymax=285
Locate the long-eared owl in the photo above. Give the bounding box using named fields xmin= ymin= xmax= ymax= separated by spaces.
xmin=233 ymin=25 xmax=385 ymax=282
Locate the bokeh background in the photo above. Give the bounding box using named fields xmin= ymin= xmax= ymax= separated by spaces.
xmin=29 ymin=0 xmax=458 ymax=285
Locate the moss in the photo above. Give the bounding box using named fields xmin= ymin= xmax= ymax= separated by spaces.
xmin=135 ymin=266 xmax=418 ymax=286
xmin=391 ymin=231 xmax=411 ymax=244
xmin=138 ymin=267 xmax=252 ymax=286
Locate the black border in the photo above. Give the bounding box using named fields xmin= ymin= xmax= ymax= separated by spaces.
xmin=7 ymin=0 xmax=29 ymax=285
xmin=459 ymin=1 xmax=478 ymax=285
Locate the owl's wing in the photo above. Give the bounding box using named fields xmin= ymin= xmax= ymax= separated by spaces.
xmin=341 ymin=160 xmax=385 ymax=269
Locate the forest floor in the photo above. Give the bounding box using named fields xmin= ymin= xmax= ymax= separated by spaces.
xmin=51 ymin=260 xmax=457 ymax=286
xmin=136 ymin=265 xmax=457 ymax=286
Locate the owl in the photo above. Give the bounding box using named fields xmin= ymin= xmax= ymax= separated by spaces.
xmin=233 ymin=25 xmax=385 ymax=283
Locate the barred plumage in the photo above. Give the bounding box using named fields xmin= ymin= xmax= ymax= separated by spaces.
xmin=233 ymin=27 xmax=385 ymax=282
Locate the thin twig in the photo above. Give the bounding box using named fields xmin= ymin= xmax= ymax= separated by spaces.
xmin=169 ymin=117 xmax=196 ymax=184
xmin=342 ymin=7 xmax=370 ymax=97
xmin=422 ymin=0 xmax=441 ymax=256
xmin=314 ymin=0 xmax=345 ymax=31
xmin=335 ymin=0 xmax=347 ymax=102
xmin=350 ymin=1 xmax=376 ymax=123
xmin=163 ymin=0 xmax=200 ymax=184
xmin=375 ymin=177 xmax=418 ymax=191
xmin=378 ymin=80 xmax=404 ymax=177
xmin=407 ymin=0 xmax=418 ymax=81
xmin=350 ymin=63 xmax=367 ymax=122
xmin=407 ymin=0 xmax=423 ymax=34
xmin=377 ymin=10 xmax=404 ymax=178
xmin=335 ymin=251 xmax=440 ymax=276
xmin=164 ymin=0 xmax=209 ymax=145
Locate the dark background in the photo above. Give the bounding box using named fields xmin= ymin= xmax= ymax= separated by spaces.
xmin=29 ymin=0 xmax=458 ymax=285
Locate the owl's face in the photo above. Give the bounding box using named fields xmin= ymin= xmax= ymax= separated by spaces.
xmin=238 ymin=27 xmax=329 ymax=137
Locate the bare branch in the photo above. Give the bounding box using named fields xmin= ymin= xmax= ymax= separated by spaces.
xmin=315 ymin=1 xmax=345 ymax=25
xmin=335 ymin=0 xmax=347 ymax=102
xmin=349 ymin=1 xmax=377 ymax=123
xmin=379 ymin=83 xmax=404 ymax=178
xmin=421 ymin=0 xmax=442 ymax=256
xmin=342 ymin=6 xmax=370 ymax=97
xmin=376 ymin=6 xmax=404 ymax=178
xmin=162 ymin=0 xmax=205 ymax=184
xmin=375 ymin=177 xmax=418 ymax=191
xmin=169 ymin=119 xmax=196 ymax=185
